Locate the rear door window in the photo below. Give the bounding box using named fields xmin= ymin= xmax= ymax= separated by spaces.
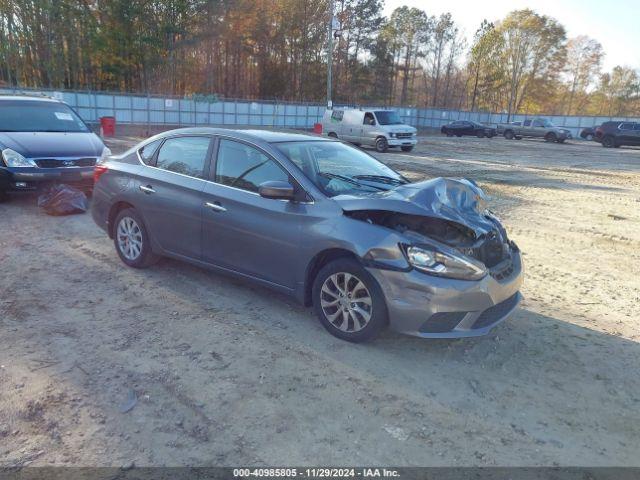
xmin=138 ymin=139 xmax=163 ymax=165
xmin=331 ymin=110 xmax=344 ymax=121
xmin=215 ymin=139 xmax=289 ymax=193
xmin=620 ymin=123 xmax=634 ymax=130
xmin=155 ymin=136 xmax=211 ymax=179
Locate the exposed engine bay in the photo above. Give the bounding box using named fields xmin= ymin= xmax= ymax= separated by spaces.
xmin=345 ymin=209 xmax=512 ymax=269
xmin=335 ymin=177 xmax=517 ymax=272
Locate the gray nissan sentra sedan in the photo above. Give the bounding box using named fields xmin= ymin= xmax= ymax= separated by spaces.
xmin=92 ymin=128 xmax=523 ymax=342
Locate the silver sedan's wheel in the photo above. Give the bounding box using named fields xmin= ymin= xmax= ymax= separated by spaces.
xmin=117 ymin=216 xmax=143 ymax=261
xmin=320 ymin=272 xmax=372 ymax=333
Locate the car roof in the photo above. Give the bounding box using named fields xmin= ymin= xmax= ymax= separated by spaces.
xmin=155 ymin=127 xmax=330 ymax=144
xmin=0 ymin=95 xmax=62 ymax=103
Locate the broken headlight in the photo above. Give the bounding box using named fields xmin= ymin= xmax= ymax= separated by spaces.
xmin=405 ymin=245 xmax=487 ymax=281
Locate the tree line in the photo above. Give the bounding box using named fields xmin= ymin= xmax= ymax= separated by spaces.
xmin=1 ymin=0 xmax=639 ymax=116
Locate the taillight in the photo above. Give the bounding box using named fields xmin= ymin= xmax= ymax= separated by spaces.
xmin=93 ymin=164 xmax=108 ymax=184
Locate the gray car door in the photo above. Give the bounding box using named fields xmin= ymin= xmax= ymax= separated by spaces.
xmin=135 ymin=135 xmax=213 ymax=260
xmin=201 ymin=138 xmax=306 ymax=290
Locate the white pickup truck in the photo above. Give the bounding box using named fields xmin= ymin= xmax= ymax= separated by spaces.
xmin=496 ymin=117 xmax=572 ymax=143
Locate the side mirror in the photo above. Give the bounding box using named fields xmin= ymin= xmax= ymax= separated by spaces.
xmin=258 ymin=180 xmax=296 ymax=200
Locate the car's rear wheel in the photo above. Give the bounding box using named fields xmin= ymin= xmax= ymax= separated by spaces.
xmin=375 ymin=137 xmax=388 ymax=153
xmin=312 ymin=259 xmax=388 ymax=342
xmin=114 ymin=208 xmax=158 ymax=268
xmin=401 ymin=146 xmax=414 ymax=152
xmin=602 ymin=135 xmax=615 ymax=148
xmin=504 ymin=130 xmax=515 ymax=140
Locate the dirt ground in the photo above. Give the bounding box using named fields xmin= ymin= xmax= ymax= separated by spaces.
xmin=1 ymin=134 xmax=639 ymax=467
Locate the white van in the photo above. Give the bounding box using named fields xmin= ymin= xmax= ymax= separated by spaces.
xmin=321 ymin=108 xmax=418 ymax=153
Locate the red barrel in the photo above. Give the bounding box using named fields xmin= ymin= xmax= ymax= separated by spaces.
xmin=100 ymin=116 xmax=116 ymax=137
xmin=313 ymin=122 xmax=322 ymax=134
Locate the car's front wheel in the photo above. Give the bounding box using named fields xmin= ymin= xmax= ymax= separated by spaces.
xmin=504 ymin=130 xmax=515 ymax=140
xmin=312 ymin=258 xmax=388 ymax=342
xmin=113 ymin=208 xmax=158 ymax=268
xmin=375 ymin=137 xmax=388 ymax=153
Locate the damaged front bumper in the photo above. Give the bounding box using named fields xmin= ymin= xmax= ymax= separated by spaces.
xmin=368 ymin=248 xmax=523 ymax=338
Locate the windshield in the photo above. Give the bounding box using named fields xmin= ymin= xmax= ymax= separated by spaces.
xmin=0 ymin=101 xmax=89 ymax=133
xmin=275 ymin=141 xmax=408 ymax=197
xmin=374 ymin=111 xmax=403 ymax=125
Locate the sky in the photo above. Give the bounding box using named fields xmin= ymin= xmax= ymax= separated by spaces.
xmin=383 ymin=0 xmax=640 ymax=71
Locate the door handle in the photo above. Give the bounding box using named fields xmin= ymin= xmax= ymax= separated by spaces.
xmin=139 ymin=185 xmax=155 ymax=194
xmin=205 ymin=201 xmax=226 ymax=212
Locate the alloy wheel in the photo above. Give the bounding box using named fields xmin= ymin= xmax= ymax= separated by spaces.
xmin=320 ymin=272 xmax=372 ymax=333
xmin=117 ymin=216 xmax=143 ymax=261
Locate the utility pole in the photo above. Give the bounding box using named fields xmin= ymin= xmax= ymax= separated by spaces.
xmin=327 ymin=0 xmax=334 ymax=109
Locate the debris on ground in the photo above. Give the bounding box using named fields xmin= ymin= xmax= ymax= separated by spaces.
xmin=37 ymin=184 xmax=88 ymax=216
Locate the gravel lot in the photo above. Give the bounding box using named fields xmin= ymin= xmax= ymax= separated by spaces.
xmin=1 ymin=134 xmax=639 ymax=467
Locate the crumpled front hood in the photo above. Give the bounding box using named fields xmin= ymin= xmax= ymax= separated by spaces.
xmin=334 ymin=177 xmax=497 ymax=238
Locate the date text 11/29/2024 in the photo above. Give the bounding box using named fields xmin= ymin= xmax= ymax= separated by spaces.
xmin=233 ymin=468 xmax=400 ymax=478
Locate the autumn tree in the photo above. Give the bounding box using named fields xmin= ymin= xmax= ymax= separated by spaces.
xmin=564 ymin=35 xmax=604 ymax=114
xmin=497 ymin=9 xmax=567 ymax=119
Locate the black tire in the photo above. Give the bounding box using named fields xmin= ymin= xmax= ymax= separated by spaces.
xmin=487 ymin=132 xmax=495 ymax=138
xmin=401 ymin=146 xmax=414 ymax=152
xmin=557 ymin=138 xmax=565 ymax=144
xmin=328 ymin=132 xmax=338 ymax=139
xmin=456 ymin=134 xmax=462 ymax=137
xmin=446 ymin=132 xmax=454 ymax=137
xmin=113 ymin=208 xmax=159 ymax=268
xmin=375 ymin=137 xmax=388 ymax=153
xmin=312 ymin=258 xmax=388 ymax=342
xmin=476 ymin=131 xmax=485 ymax=138
xmin=515 ymin=136 xmax=523 ymax=140
xmin=504 ymin=130 xmax=515 ymax=140
xmin=602 ymin=135 xmax=615 ymax=148
xmin=545 ymin=132 xmax=557 ymax=142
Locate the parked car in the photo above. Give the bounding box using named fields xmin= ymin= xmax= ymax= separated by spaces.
xmin=440 ymin=121 xmax=496 ymax=138
xmin=321 ymin=108 xmax=417 ymax=153
xmin=580 ymin=127 xmax=597 ymax=141
xmin=92 ymin=128 xmax=523 ymax=342
xmin=497 ymin=117 xmax=571 ymax=143
xmin=0 ymin=95 xmax=109 ymax=201
xmin=594 ymin=121 xmax=640 ymax=148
